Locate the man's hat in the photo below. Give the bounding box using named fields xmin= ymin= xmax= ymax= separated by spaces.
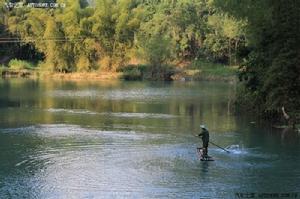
xmin=200 ymin=124 xmax=206 ymax=129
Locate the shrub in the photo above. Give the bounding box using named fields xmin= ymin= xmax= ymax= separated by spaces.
xmin=123 ymin=67 xmax=142 ymax=80
xmin=189 ymin=59 xmax=237 ymax=77
xmin=118 ymin=64 xmax=147 ymax=80
xmin=8 ymin=59 xmax=35 ymax=70
xmin=0 ymin=64 xmax=8 ymax=74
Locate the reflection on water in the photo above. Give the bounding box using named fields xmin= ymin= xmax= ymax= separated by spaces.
xmin=47 ymin=108 xmax=177 ymax=119
xmin=0 ymin=79 xmax=237 ymax=132
xmin=0 ymin=79 xmax=299 ymax=198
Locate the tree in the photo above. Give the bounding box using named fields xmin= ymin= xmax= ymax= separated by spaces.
xmin=137 ymin=33 xmax=173 ymax=78
xmin=43 ymin=18 xmax=70 ymax=72
xmin=214 ymin=0 xmax=300 ymax=127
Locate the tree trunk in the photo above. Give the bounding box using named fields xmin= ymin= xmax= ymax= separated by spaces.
xmin=228 ymin=39 xmax=231 ymax=66
xmin=234 ymin=39 xmax=238 ymax=65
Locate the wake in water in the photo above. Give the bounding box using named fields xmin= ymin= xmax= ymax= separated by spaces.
xmin=225 ymin=144 xmax=247 ymax=155
xmin=226 ymin=144 xmax=240 ymax=150
xmin=212 ymin=144 xmax=279 ymax=161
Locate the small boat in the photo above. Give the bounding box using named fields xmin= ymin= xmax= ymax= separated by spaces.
xmin=197 ymin=147 xmax=214 ymax=161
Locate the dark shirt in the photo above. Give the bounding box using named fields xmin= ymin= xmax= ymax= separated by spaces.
xmin=198 ymin=129 xmax=209 ymax=143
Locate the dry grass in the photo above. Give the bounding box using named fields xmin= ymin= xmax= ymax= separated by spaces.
xmin=39 ymin=71 xmax=123 ymax=80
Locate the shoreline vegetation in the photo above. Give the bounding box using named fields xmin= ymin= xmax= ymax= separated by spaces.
xmin=0 ymin=0 xmax=299 ymax=129
xmin=0 ymin=59 xmax=237 ymax=82
xmin=0 ymin=59 xmax=298 ymax=131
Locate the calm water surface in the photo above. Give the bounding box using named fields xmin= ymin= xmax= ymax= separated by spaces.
xmin=0 ymin=79 xmax=299 ymax=199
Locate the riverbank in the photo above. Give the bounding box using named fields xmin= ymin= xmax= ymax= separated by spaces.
xmin=0 ymin=68 xmax=33 ymax=78
xmin=117 ymin=60 xmax=237 ymax=82
xmin=39 ymin=71 xmax=122 ymax=80
xmin=0 ymin=65 xmax=122 ymax=80
xmin=1 ymin=60 xmax=238 ymax=82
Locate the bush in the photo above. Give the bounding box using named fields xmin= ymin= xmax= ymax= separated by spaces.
xmin=137 ymin=34 xmax=174 ymax=72
xmin=117 ymin=64 xmax=147 ymax=72
xmin=8 ymin=59 xmax=35 ymax=70
xmin=118 ymin=64 xmax=147 ymax=80
xmin=118 ymin=64 xmax=175 ymax=80
xmin=189 ymin=59 xmax=237 ymax=77
xmin=123 ymin=67 xmax=142 ymax=80
xmin=77 ymin=56 xmax=90 ymax=72
xmin=0 ymin=64 xmax=8 ymax=74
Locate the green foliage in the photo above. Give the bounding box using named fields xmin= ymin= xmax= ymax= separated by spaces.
xmin=203 ymin=11 xmax=246 ymax=65
xmin=118 ymin=64 xmax=144 ymax=80
xmin=1 ymin=0 xmax=249 ymax=72
xmin=8 ymin=59 xmax=35 ymax=70
xmin=0 ymin=64 xmax=8 ymax=74
xmin=136 ymin=33 xmax=174 ymax=78
xmin=138 ymin=34 xmax=172 ymax=66
xmin=228 ymin=0 xmax=300 ymax=124
xmin=189 ymin=59 xmax=237 ymax=77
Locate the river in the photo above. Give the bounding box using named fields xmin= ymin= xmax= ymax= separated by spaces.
xmin=0 ymin=79 xmax=299 ymax=198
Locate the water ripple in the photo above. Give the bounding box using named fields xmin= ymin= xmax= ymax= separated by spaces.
xmin=46 ymin=108 xmax=177 ymax=119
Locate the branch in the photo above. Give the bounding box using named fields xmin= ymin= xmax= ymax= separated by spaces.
xmin=281 ymin=106 xmax=290 ymax=120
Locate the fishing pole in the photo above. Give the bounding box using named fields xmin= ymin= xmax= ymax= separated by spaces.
xmin=209 ymin=141 xmax=230 ymax=153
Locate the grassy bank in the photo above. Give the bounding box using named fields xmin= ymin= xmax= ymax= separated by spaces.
xmin=1 ymin=59 xmax=237 ymax=81
xmin=185 ymin=60 xmax=238 ymax=81
xmin=39 ymin=71 xmax=122 ymax=80
xmin=116 ymin=64 xmax=176 ymax=81
xmin=1 ymin=59 xmax=37 ymax=78
xmin=116 ymin=60 xmax=237 ymax=81
xmin=176 ymin=60 xmax=238 ymax=81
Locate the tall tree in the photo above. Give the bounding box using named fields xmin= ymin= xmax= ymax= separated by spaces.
xmin=213 ymin=0 xmax=300 ymax=126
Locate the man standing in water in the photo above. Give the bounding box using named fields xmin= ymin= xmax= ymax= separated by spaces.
xmin=198 ymin=125 xmax=209 ymax=158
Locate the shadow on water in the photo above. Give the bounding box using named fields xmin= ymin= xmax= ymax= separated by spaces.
xmin=200 ymin=161 xmax=210 ymax=174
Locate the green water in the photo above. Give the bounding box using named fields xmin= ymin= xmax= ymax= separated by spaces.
xmin=0 ymin=79 xmax=299 ymax=198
